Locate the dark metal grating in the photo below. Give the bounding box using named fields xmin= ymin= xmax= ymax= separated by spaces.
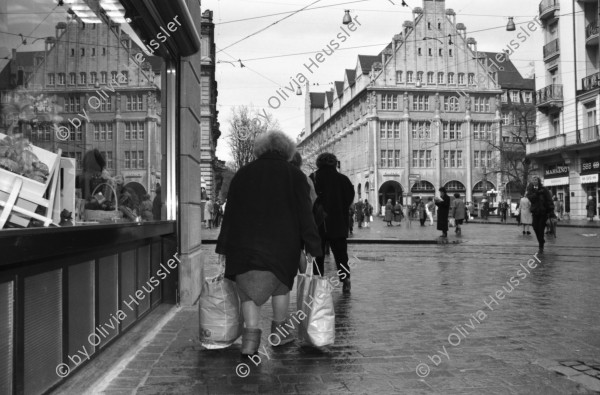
xmin=24 ymin=270 xmax=63 ymax=395
xmin=0 ymin=281 xmax=13 ymax=395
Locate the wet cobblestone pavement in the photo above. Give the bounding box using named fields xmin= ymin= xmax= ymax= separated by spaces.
xmin=100 ymin=223 xmax=600 ymax=394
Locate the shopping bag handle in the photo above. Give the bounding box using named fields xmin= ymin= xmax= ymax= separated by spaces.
xmin=302 ymin=251 xmax=321 ymax=277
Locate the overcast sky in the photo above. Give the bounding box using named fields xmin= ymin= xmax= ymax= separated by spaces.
xmin=204 ymin=0 xmax=543 ymax=162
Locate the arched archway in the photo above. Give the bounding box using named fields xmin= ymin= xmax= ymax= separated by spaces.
xmin=472 ymin=180 xmax=496 ymax=213
xmin=411 ymin=180 xmax=435 ymax=204
xmin=444 ymin=180 xmax=466 ymax=194
xmin=378 ymin=180 xmax=403 ymax=207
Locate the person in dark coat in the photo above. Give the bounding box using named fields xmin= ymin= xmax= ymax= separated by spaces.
xmin=418 ymin=201 xmax=427 ymax=226
xmin=526 ymin=176 xmax=555 ymax=253
xmin=586 ymin=195 xmax=597 ymax=221
xmin=393 ymin=201 xmax=403 ymax=225
xmin=310 ymin=152 xmax=355 ymax=293
xmin=216 ymin=131 xmax=322 ymax=357
xmin=354 ymin=199 xmax=364 ymax=228
xmin=384 ymin=199 xmax=394 ymax=226
xmin=434 ymin=187 xmax=451 ymax=237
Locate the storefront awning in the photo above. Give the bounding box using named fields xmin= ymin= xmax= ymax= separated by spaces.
xmin=544 ymin=177 xmax=569 ymax=186
xmin=581 ymin=174 xmax=599 ymax=184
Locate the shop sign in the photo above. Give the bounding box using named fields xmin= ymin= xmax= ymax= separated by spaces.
xmin=544 ymin=177 xmax=569 ymax=186
xmin=581 ymin=158 xmax=600 ymax=175
xmin=544 ymin=163 xmax=569 ymax=178
xmin=383 ymin=172 xmax=400 ymax=177
xmin=581 ymin=174 xmax=599 ymax=184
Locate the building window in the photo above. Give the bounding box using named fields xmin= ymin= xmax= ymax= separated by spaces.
xmin=102 ymin=151 xmax=113 ymax=169
xmin=438 ymin=22 xmax=442 ymax=29
xmin=125 ymin=151 xmax=131 ymax=169
xmin=510 ymin=91 xmax=519 ymax=103
xmin=69 ymin=73 xmax=76 ymax=85
xmin=110 ymin=71 xmax=118 ymax=82
xmin=47 ymin=73 xmax=55 ymax=86
xmin=381 ymin=94 xmax=398 ymax=110
xmin=502 ymin=113 xmax=510 ymax=125
xmin=79 ymin=72 xmax=86 ymax=85
xmin=94 ymin=122 xmax=113 ymax=140
xmin=407 ymin=71 xmax=414 ymax=83
xmin=70 ymin=48 xmax=75 ymax=57
xmin=473 ymin=123 xmax=491 ymax=140
xmin=443 ymin=122 xmax=462 ymax=140
xmin=444 ymin=96 xmax=459 ymax=112
xmin=126 ymin=94 xmax=143 ymax=111
xmin=57 ymin=73 xmax=65 ymax=85
xmin=418 ymin=48 xmax=422 ymax=56
xmin=447 ymin=73 xmax=454 ymax=84
xmin=65 ymin=96 xmax=81 ymax=113
xmin=138 ymin=151 xmax=144 ymax=169
xmin=474 ymin=97 xmax=490 ymax=112
xmin=428 ymin=21 xmax=431 ymax=29
xmin=121 ymin=71 xmax=128 ymax=82
xmin=427 ymin=72 xmax=434 ymax=84
xmin=458 ymin=73 xmax=465 ymax=85
xmin=99 ymin=96 xmax=112 ymax=111
xmin=437 ymin=72 xmax=444 ymax=84
xmin=125 ymin=121 xmax=144 ymax=140
xmin=90 ymin=72 xmax=97 ymax=84
xmin=412 ymin=121 xmax=431 ymax=139
xmin=439 ymin=48 xmax=443 ymax=56
xmin=124 ymin=151 xmax=144 ymax=169
xmin=393 ymin=122 xmax=400 ymax=138
xmin=413 ymin=95 xmax=429 ymax=111
xmin=91 ymin=48 xmax=96 ymax=56
xmin=394 ymin=150 xmax=400 ymax=167
xmin=428 ymin=48 xmax=432 ymax=56
xmin=387 ymin=150 xmax=393 ymax=168
xmin=443 ymin=151 xmax=461 ymax=168
xmin=468 ymin=73 xmax=475 ymax=85
xmin=474 ymin=151 xmax=491 ymax=168
xmin=417 ymin=71 xmax=424 ymax=83
xmin=457 ymin=151 xmax=463 ymax=167
xmin=102 ymin=47 xmax=106 ymax=55
xmin=474 ymin=151 xmax=479 ymax=168
xmin=412 ymin=150 xmax=431 ymax=168
xmin=64 ymin=123 xmax=82 ymax=141
xmin=443 ymin=150 xmax=449 ymax=168
xmin=100 ymin=72 xmax=107 ymax=84
xmin=381 ymin=150 xmax=387 ymax=167
xmin=396 ymin=71 xmax=403 ymax=83
xmin=81 ymin=48 xmax=85 ymax=56
xmin=449 ymin=49 xmax=453 ymax=56
xmin=524 ymin=91 xmax=533 ymax=103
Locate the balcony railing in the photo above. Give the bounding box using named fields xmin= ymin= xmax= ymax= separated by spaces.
xmin=536 ymin=84 xmax=563 ymax=112
xmin=526 ymin=133 xmax=565 ymax=155
xmin=543 ymin=38 xmax=560 ymax=60
xmin=581 ymin=72 xmax=600 ymax=92
xmin=579 ymin=125 xmax=600 ymax=144
xmin=539 ymin=0 xmax=560 ymax=20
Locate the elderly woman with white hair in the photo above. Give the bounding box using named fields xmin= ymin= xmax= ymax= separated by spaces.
xmin=216 ymin=130 xmax=322 ymax=358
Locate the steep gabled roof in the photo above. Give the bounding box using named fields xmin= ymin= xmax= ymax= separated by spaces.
xmin=325 ymin=90 xmax=334 ymax=107
xmin=480 ymin=52 xmax=535 ymax=90
xmin=345 ymin=69 xmax=356 ymax=86
xmin=309 ymin=92 xmax=326 ymax=108
xmin=357 ymin=55 xmax=379 ymax=74
xmin=334 ymin=81 xmax=344 ymax=98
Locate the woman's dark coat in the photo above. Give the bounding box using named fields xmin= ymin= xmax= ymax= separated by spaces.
xmin=216 ymin=152 xmax=321 ymax=289
xmin=435 ymin=194 xmax=451 ymax=231
xmin=526 ymin=185 xmax=554 ymax=219
xmin=393 ymin=203 xmax=403 ymax=222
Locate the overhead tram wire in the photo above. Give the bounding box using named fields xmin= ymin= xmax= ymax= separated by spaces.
xmin=217 ymin=0 xmax=322 ymax=53
xmin=16 ymin=4 xmax=59 ymax=50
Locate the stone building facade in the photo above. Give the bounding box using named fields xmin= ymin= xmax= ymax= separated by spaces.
xmin=299 ymin=0 xmax=534 ymax=214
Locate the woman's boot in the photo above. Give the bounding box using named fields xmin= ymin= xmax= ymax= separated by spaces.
xmin=241 ymin=328 xmax=262 ymax=357
xmin=270 ymin=319 xmax=295 ymax=346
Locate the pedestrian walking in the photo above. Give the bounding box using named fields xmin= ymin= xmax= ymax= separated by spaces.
xmin=216 ymin=131 xmax=322 ymax=358
xmin=481 ymin=198 xmax=489 ymax=220
xmin=586 ymin=195 xmax=597 ymax=221
xmin=152 ymin=183 xmax=162 ymax=221
xmin=213 ymin=199 xmax=222 ymax=227
xmin=393 ymin=201 xmax=403 ymax=225
xmin=554 ymin=197 xmax=563 ymax=221
xmin=426 ymin=197 xmax=435 ymax=226
xmin=418 ymin=200 xmax=427 ymax=226
xmin=519 ymin=193 xmax=532 ymax=234
xmin=310 ymin=152 xmax=355 ymax=293
xmin=451 ymin=193 xmax=466 ymax=235
xmin=363 ymin=199 xmax=373 ymax=228
xmin=384 ymin=199 xmax=394 ymax=226
xmin=354 ymin=200 xmax=364 ymax=229
xmin=434 ymin=187 xmax=451 ymax=238
xmin=526 ymin=176 xmax=555 ymax=254
xmin=499 ymin=200 xmax=508 ymax=223
xmin=204 ymin=198 xmax=214 ymax=229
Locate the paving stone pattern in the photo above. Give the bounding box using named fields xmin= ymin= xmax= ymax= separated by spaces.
xmin=102 ymin=223 xmax=600 ymax=394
